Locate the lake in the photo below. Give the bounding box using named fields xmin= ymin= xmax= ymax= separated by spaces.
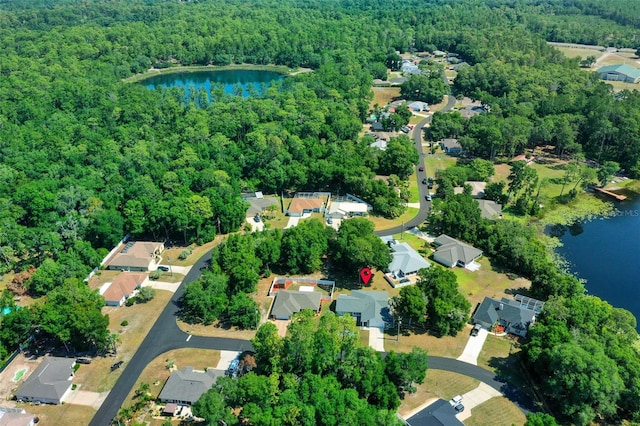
xmin=554 ymin=195 xmax=640 ymax=324
xmin=142 ymin=69 xmax=285 ymax=99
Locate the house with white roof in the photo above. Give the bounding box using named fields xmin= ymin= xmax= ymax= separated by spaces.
xmin=381 ymin=237 xmax=430 ymax=286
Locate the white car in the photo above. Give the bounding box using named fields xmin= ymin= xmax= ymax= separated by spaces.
xmin=450 ymin=395 xmax=463 ymax=406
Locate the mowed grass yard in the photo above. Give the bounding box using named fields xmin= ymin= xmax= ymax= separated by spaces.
xmin=370 ymin=86 xmax=401 ymax=109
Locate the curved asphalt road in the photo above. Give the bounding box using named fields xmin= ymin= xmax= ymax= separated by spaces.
xmin=90 ymin=252 xmax=253 ymax=426
xmin=91 ymin=93 xmax=532 ymax=425
xmin=374 ymin=93 xmax=456 ymax=237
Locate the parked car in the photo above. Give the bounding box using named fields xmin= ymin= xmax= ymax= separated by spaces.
xmin=76 ymin=357 xmax=92 ymax=364
xmin=425 ymin=194 xmax=432 ymax=201
xmin=471 ymin=323 xmax=482 ymax=336
xmin=422 ymin=178 xmax=428 ymax=185
xmin=158 ymin=266 xmax=169 ymax=272
xmin=327 ymin=217 xmax=333 ymax=225
xmin=450 ymin=395 xmax=463 ymax=406
xmin=253 ymin=214 xmax=261 ymax=223
xmin=454 ymin=403 xmax=465 ymax=413
xmin=111 ymin=361 xmax=124 ymax=371
xmin=227 ymin=358 xmax=240 ymax=378
xmin=418 ymin=165 xmax=424 ymax=172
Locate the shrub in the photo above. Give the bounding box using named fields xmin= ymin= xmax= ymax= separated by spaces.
xmin=149 ymin=270 xmax=161 ymax=280
xmin=121 ymin=320 xmax=129 ymax=326
xmin=178 ymin=248 xmax=192 ymax=260
xmin=125 ymin=297 xmax=137 ymax=306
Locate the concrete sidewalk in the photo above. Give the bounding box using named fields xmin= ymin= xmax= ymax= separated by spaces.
xmin=456 ymin=326 xmax=489 ymax=365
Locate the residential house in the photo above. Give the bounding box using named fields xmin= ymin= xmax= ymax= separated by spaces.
xmin=440 ymin=138 xmax=464 ymax=155
xmin=476 ymin=199 xmax=502 ymax=220
xmin=270 ymin=290 xmax=323 ymax=320
xmin=405 ymin=398 xmax=464 ymax=426
xmin=432 ymin=235 xmax=482 ymax=268
xmin=401 ymin=61 xmax=421 ymax=74
xmin=472 ymin=296 xmax=543 ymax=337
xmin=597 ymin=64 xmax=640 ymax=83
xmin=0 ymin=407 xmax=36 ymax=426
xmin=383 ymin=238 xmax=430 ymax=280
xmin=432 ymin=50 xmax=446 ymax=57
xmin=285 ymin=194 xmax=326 ymax=217
xmin=453 ymin=181 xmax=486 ymax=198
xmin=105 ymin=241 xmax=164 ymax=272
xmin=15 ymin=356 xmax=75 ymax=405
xmin=370 ymin=139 xmax=388 ymax=151
xmin=242 ymin=192 xmax=279 ymax=217
xmin=459 ymin=105 xmax=483 ymax=118
xmin=326 ymin=195 xmax=372 ymax=220
xmin=335 ymin=291 xmax=389 ymax=327
xmin=158 ymin=367 xmax=223 ymax=405
xmin=408 ymin=101 xmax=429 ymax=112
xmin=101 ymin=272 xmax=146 ymax=306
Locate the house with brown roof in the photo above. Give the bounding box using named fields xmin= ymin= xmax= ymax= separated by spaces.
xmin=285 ymin=193 xmax=327 ymax=217
xmin=105 ymin=241 xmax=164 ymax=272
xmin=101 ymin=272 xmax=147 ymax=306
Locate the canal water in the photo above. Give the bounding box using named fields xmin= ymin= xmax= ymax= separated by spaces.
xmin=555 ymin=196 xmax=640 ymax=325
xmin=142 ymin=69 xmax=284 ymax=99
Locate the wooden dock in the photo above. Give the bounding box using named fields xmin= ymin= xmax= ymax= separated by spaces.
xmin=591 ymin=186 xmax=627 ymax=201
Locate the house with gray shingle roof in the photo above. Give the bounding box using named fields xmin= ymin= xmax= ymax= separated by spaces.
xmin=15 ymin=356 xmax=75 ymax=405
xmin=440 ymin=138 xmax=464 ymax=155
xmin=384 ymin=239 xmax=431 ymax=278
xmin=597 ymin=64 xmax=640 ymax=83
xmin=472 ymin=297 xmax=539 ymax=337
xmin=476 ymin=199 xmax=502 ymax=220
xmin=432 ymin=235 xmax=482 ymax=268
xmin=335 ymin=291 xmax=389 ymax=328
xmin=270 ymin=290 xmax=323 ymax=320
xmin=158 ymin=366 xmax=223 ymax=405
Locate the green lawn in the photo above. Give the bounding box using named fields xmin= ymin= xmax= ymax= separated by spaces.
xmin=424 ymin=154 xmax=457 ymax=179
xmin=408 ymin=172 xmax=420 ymax=203
xmin=369 ymin=207 xmax=419 ymax=231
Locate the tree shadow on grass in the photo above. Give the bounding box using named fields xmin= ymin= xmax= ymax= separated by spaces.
xmin=488 ymin=353 xmax=540 ymax=414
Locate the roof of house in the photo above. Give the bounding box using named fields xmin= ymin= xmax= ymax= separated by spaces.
xmin=271 ymin=290 xmax=323 ymax=318
xmin=473 ymin=297 xmax=536 ymax=333
xmin=107 ymin=241 xmax=163 ymax=269
xmin=433 ymin=235 xmax=482 ymax=266
xmin=15 ymin=356 xmax=75 ymax=402
xmin=287 ymin=197 xmax=324 ymax=214
xmin=440 ymin=138 xmax=462 ymax=150
xmin=335 ymin=291 xmax=389 ymax=324
xmin=102 ymin=272 xmax=146 ymax=303
xmin=408 ymin=101 xmax=429 ymax=110
xmin=476 ymin=199 xmax=502 ymax=220
xmin=0 ymin=410 xmax=36 ymax=426
xmin=328 ymin=201 xmax=370 ymax=217
xmin=453 ymin=181 xmax=486 ymax=198
xmin=245 ymin=195 xmax=278 ymax=216
xmin=406 ymin=398 xmax=464 ymax=426
xmin=370 ymin=140 xmax=388 ymax=150
xmin=387 ymin=241 xmax=431 ymax=274
xmin=597 ymin=63 xmax=640 ymax=80
xmin=158 ymin=367 xmax=223 ymax=405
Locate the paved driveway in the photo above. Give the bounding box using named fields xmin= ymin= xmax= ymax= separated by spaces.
xmin=215 ymin=351 xmax=241 ymax=370
xmin=456 ymin=383 xmax=503 ymax=421
xmin=362 ymin=327 xmax=385 ymax=351
xmin=457 ymin=326 xmax=489 ymax=365
xmin=246 ymin=217 xmax=265 ymax=232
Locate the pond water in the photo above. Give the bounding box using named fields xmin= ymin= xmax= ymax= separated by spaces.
xmin=142 ymin=69 xmax=284 ymax=99
xmin=554 ymin=196 xmax=640 ymax=325
xmin=12 ymin=368 xmax=26 ymax=382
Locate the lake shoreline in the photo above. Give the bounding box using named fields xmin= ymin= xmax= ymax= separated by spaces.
xmin=124 ymin=63 xmax=309 ymax=83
